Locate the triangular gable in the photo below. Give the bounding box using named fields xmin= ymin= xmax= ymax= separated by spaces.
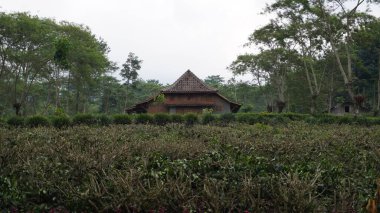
xmin=162 ymin=70 xmax=218 ymax=93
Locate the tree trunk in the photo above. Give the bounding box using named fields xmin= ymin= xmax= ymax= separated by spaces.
xmin=55 ymin=69 xmax=61 ymax=109
xmin=75 ymin=88 xmax=80 ymax=114
xmin=124 ymin=86 xmax=129 ymax=112
xmin=377 ymin=52 xmax=380 ymax=114
xmin=328 ymin=71 xmax=334 ymax=114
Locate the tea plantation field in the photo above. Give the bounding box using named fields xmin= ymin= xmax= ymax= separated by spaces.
xmin=0 ymin=122 xmax=379 ymax=212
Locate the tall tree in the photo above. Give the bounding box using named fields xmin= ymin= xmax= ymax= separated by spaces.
xmin=120 ymin=52 xmax=142 ymax=109
xmin=311 ymin=0 xmax=379 ymax=112
xmin=53 ymin=37 xmax=70 ymax=109
xmin=263 ymin=1 xmax=329 ymax=113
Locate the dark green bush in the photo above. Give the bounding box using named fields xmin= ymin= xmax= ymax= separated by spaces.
xmin=202 ymin=113 xmax=216 ymax=125
xmin=72 ymin=114 xmax=96 ymax=125
xmin=281 ymin=112 xmax=309 ymax=121
xmin=135 ymin=114 xmax=154 ymax=124
xmin=236 ymin=113 xmax=259 ymax=124
xmin=315 ymin=115 xmax=336 ymax=124
xmin=219 ymin=113 xmax=236 ymax=124
xmin=7 ymin=116 xmax=25 ymax=127
xmin=365 ymin=117 xmax=380 ymax=125
xmin=305 ymin=116 xmax=318 ymax=124
xmin=184 ymin=113 xmax=198 ymax=125
xmin=267 ymin=115 xmax=291 ymax=125
xmin=336 ymin=116 xmax=354 ymax=124
xmin=0 ymin=117 xmax=6 ymax=127
xmin=26 ymin=115 xmax=50 ymax=127
xmin=96 ymin=114 xmax=112 ymax=126
xmin=154 ymin=113 xmax=171 ymax=125
xmin=171 ymin=114 xmax=184 ymax=123
xmin=51 ymin=116 xmax=71 ymax=128
xmin=113 ymin=114 xmax=132 ymax=125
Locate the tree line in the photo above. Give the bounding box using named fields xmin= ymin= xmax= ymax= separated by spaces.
xmin=3 ymin=1 xmax=380 ymax=116
xmin=0 ymin=12 xmax=163 ymax=116
xmin=229 ymin=0 xmax=380 ymax=115
xmin=0 ymin=12 xmax=265 ymax=116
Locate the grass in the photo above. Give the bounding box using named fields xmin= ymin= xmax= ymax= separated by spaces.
xmin=0 ymin=122 xmax=379 ymax=212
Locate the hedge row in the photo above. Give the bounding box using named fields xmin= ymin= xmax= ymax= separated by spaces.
xmin=1 ymin=112 xmax=380 ymax=128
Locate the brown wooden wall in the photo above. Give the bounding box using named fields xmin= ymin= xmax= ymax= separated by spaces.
xmin=146 ymin=93 xmax=231 ymax=114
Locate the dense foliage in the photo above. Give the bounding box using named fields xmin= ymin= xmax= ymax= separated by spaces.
xmin=229 ymin=0 xmax=380 ymax=114
xmin=2 ymin=113 xmax=380 ymax=128
xmin=0 ymin=123 xmax=379 ymax=212
xmin=0 ymin=12 xmax=164 ymax=117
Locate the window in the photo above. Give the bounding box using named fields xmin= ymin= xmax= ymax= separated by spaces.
xmin=345 ymin=105 xmax=350 ymax=113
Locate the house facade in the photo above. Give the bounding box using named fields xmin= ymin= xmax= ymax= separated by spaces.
xmin=126 ymin=70 xmax=241 ymax=114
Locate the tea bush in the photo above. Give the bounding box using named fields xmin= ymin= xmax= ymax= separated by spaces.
xmin=26 ymin=115 xmax=50 ymax=127
xmin=7 ymin=116 xmax=25 ymax=127
xmin=112 ymin=114 xmax=132 ymax=125
xmin=219 ymin=113 xmax=236 ymax=124
xmin=184 ymin=113 xmax=198 ymax=125
xmin=4 ymin=112 xmax=380 ymax=129
xmin=0 ymin=117 xmax=6 ymax=127
xmin=0 ymin=123 xmax=379 ymax=212
xmin=51 ymin=115 xmax=71 ymax=128
xmin=96 ymin=114 xmax=112 ymax=126
xmin=153 ymin=113 xmax=171 ymax=125
xmin=134 ymin=113 xmax=153 ymax=124
xmin=201 ymin=113 xmax=216 ymax=125
xmin=72 ymin=114 xmax=96 ymax=125
xmin=170 ymin=114 xmax=183 ymax=123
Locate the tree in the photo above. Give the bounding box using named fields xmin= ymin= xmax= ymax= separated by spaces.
xmin=53 ymin=37 xmax=70 ymax=109
xmin=311 ymin=0 xmax=379 ymax=112
xmin=0 ymin=13 xmax=57 ymax=115
xmin=352 ymin=18 xmax=380 ymax=114
xmin=0 ymin=12 xmax=113 ymax=115
xmin=60 ymin=22 xmax=111 ymax=113
xmin=204 ymin=75 xmax=224 ymax=89
xmin=262 ymin=0 xmax=329 ymax=114
xmin=120 ymin=52 xmax=142 ymax=110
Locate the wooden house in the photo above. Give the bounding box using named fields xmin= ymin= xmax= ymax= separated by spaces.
xmin=126 ymin=70 xmax=241 ymax=114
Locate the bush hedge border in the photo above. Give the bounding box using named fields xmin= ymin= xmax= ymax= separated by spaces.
xmin=1 ymin=112 xmax=380 ymax=128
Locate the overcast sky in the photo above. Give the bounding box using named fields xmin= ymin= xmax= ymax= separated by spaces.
xmin=1 ymin=0 xmax=380 ymax=84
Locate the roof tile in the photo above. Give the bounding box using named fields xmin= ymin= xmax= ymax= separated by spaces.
xmin=162 ymin=70 xmax=217 ymax=93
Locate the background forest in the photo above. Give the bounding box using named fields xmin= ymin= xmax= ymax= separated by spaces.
xmin=1 ymin=0 xmax=380 ymax=116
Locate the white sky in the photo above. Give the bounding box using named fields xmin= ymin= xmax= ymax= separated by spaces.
xmin=1 ymin=0 xmax=380 ymax=84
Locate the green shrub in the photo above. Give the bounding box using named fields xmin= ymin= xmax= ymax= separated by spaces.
xmin=7 ymin=116 xmax=25 ymax=127
xmin=281 ymin=112 xmax=309 ymax=121
xmin=113 ymin=114 xmax=132 ymax=125
xmin=51 ymin=116 xmax=71 ymax=128
xmin=336 ymin=116 xmax=354 ymax=124
xmin=202 ymin=113 xmax=216 ymax=125
xmin=316 ymin=115 xmax=336 ymax=124
xmin=184 ymin=113 xmax=198 ymax=125
xmin=236 ymin=113 xmax=259 ymax=124
xmin=219 ymin=113 xmax=236 ymax=124
xmin=73 ymin=114 xmax=96 ymax=125
xmin=26 ymin=115 xmax=50 ymax=127
xmin=154 ymin=113 xmax=171 ymax=125
xmin=96 ymin=114 xmax=112 ymax=126
xmin=135 ymin=114 xmax=153 ymax=124
xmin=170 ymin=114 xmax=184 ymax=123
xmin=0 ymin=117 xmax=6 ymax=127
xmin=267 ymin=115 xmax=291 ymax=125
xmin=305 ymin=116 xmax=318 ymax=124
xmin=365 ymin=117 xmax=380 ymax=125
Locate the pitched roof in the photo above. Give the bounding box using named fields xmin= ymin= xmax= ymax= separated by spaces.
xmin=162 ymin=70 xmax=218 ymax=93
